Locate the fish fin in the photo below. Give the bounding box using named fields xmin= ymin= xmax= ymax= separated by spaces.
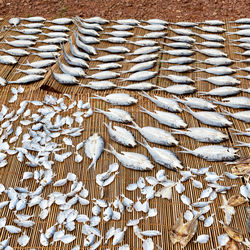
xmin=220 ymin=108 xmax=231 ymax=116
xmin=87 ymin=160 xmax=95 ymax=170
xmin=195 ymin=67 xmax=203 ymax=72
xmin=91 ymin=94 xmax=104 ymax=101
xmin=139 ymin=106 xmax=150 ymax=114
xmin=207 ymin=97 xmax=220 ymax=104
xmin=104 ymin=144 xmax=116 ymax=154
xmin=136 ymin=138 xmax=148 ymax=148
xmin=172 ymin=95 xmax=182 ymax=102
xmin=94 ymin=108 xmax=104 ymax=114
xmin=234 ymin=51 xmax=241 ymax=55
xmin=140 ymin=91 xmax=151 ymax=99
xmin=178 ymin=145 xmax=193 ymax=154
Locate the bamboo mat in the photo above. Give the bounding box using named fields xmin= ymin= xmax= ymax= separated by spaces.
xmin=0 ymin=18 xmax=249 ymax=249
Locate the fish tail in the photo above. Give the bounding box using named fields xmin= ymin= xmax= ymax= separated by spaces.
xmin=178 ymin=145 xmax=192 ymax=154
xmin=234 ymin=51 xmax=241 ymax=55
xmin=195 ymin=67 xmax=203 ymax=72
xmin=235 ymin=141 xmax=248 ymax=147
xmin=140 ymin=91 xmax=151 ymax=99
xmin=139 ymin=106 xmax=149 ymax=114
xmin=197 ymin=91 xmax=207 ymax=95
xmin=226 ymin=32 xmax=234 ymax=35
xmin=104 ymin=144 xmax=116 ymax=155
xmin=220 ymin=108 xmax=231 ymax=116
xmin=207 ymin=97 xmax=219 ymax=103
xmin=91 ymin=94 xmax=103 ymax=100
xmin=172 ymin=95 xmax=181 ymax=102
xmin=197 ymin=77 xmax=206 ymax=81
xmin=103 ymin=122 xmax=109 ymax=129
xmin=126 ymin=120 xmax=140 ymax=130
xmin=171 ymin=129 xmax=185 ymax=135
xmin=94 ymin=108 xmax=104 ymax=114
xmin=87 ymin=161 xmax=95 ymax=170
xmin=119 ymin=70 xmax=128 ymax=74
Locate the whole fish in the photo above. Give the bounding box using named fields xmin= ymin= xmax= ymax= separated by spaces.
xmin=198 ymin=76 xmax=240 ymax=86
xmin=95 ymin=108 xmax=133 ymax=123
xmin=46 ymin=17 xmax=73 ymax=25
xmin=0 ymin=39 xmax=35 ymax=48
xmin=195 ymin=41 xmax=224 ymax=48
xmin=232 ymin=37 xmax=250 ymax=43
xmin=169 ymin=27 xmax=196 ymax=36
xmin=159 ymin=74 xmax=194 ymax=84
xmin=162 ymin=49 xmax=194 ymax=56
xmin=197 ymin=66 xmax=236 ymax=75
xmin=157 ymin=85 xmax=197 ymax=95
xmin=196 ymin=26 xmax=225 ymax=33
xmin=43 ymin=25 xmax=70 ymax=32
xmin=236 ymin=66 xmax=250 ymax=72
xmin=172 ymin=127 xmax=228 ymax=143
xmin=92 ymin=93 xmax=137 ymax=106
xmin=62 ymin=44 xmax=89 ymax=68
xmin=90 ymin=63 xmax=121 ymax=71
xmin=118 ymin=82 xmax=156 ymax=91
xmin=97 ymin=46 xmax=130 ymax=53
xmin=114 ymin=19 xmax=139 ymax=26
xmin=199 ymin=87 xmax=241 ymax=97
xmin=125 ymin=54 xmax=158 ymax=63
xmin=201 ymin=20 xmax=225 ymax=25
xmin=171 ymin=21 xmax=197 ymax=27
xmin=106 ymin=145 xmax=154 ymax=171
xmin=73 ymin=21 xmax=99 ymax=37
xmin=83 ymin=16 xmax=109 ymax=24
xmin=161 ymin=42 xmax=192 ymax=49
xmin=197 ymin=57 xmax=234 ymax=66
xmin=196 ymin=33 xmax=225 ymax=42
xmin=104 ymin=122 xmax=136 ymax=147
xmin=127 ymin=121 xmax=179 ymax=146
xmin=120 ymin=61 xmax=156 ymax=73
xmin=211 ymin=96 xmax=250 ymax=109
xmin=139 ymin=24 xmax=165 ymax=31
xmin=161 ymin=57 xmax=195 ymax=65
xmin=92 ymin=55 xmax=124 ymax=62
xmin=121 ymin=71 xmax=157 ymax=82
xmin=136 ymin=32 xmax=166 ymax=38
xmin=227 ymin=29 xmax=250 ymax=36
xmin=20 ymin=23 xmax=44 ymax=28
xmin=80 ymin=81 xmax=116 ymax=90
xmin=42 ymin=32 xmax=69 ymax=38
xmin=74 ymin=32 xmax=97 ymax=55
xmin=8 ymin=75 xmax=44 ymax=84
xmin=235 ymin=50 xmax=250 ymax=56
xmin=140 ymin=106 xmax=187 ymax=129
xmin=21 ymin=16 xmax=46 ymax=22
xmin=183 ymin=106 xmax=232 ymax=127
xmin=127 ymin=40 xmax=158 ymax=47
xmin=77 ymin=33 xmax=99 ymax=44
xmin=0 ymin=48 xmax=29 ymax=57
xmin=57 ymin=57 xmax=86 ymax=77
xmin=84 ymin=133 xmax=104 ymax=169
xmin=32 ymin=52 xmax=60 ymax=59
xmin=111 ymin=24 xmax=133 ymax=31
xmin=30 ymin=44 xmax=60 ymax=52
xmin=76 ymin=16 xmax=103 ymax=31
xmin=162 ymin=65 xmax=195 ymax=73
xmin=179 ymin=145 xmax=239 ymax=161
xmin=69 ymin=37 xmax=90 ymax=60
xmin=166 ymin=36 xmax=196 ymax=43
xmin=86 ymin=71 xmax=120 ymax=80
xmin=9 ymin=34 xmax=38 ymax=40
xmin=229 ymin=18 xmax=250 ymax=24
xmin=37 ymin=37 xmax=68 ymax=44
xmin=50 ymin=69 xmax=79 ymax=85
xmin=232 ymin=43 xmax=250 ymax=50
xmin=128 ymin=46 xmax=160 ymax=55
xmin=103 ymin=31 xmax=133 ymax=37
xmin=100 ymin=37 xmax=127 ymax=44
xmin=140 ymin=91 xmax=182 ymax=112
xmin=20 ymin=59 xmax=56 ymax=68
xmin=195 ymin=48 xmax=227 ymax=57
xmin=144 ymin=18 xmax=168 ymax=25
xmin=0 ymin=55 xmax=17 ymax=65
xmin=173 ymin=96 xmax=216 ymax=110
xmin=16 ymin=68 xmax=47 ymax=75
xmin=15 ymin=28 xmax=42 ymax=35
xmin=139 ymin=139 xmax=183 ymax=171
xmin=222 ymin=109 xmax=250 ymax=123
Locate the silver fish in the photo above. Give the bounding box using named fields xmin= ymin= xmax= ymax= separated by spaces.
xmin=8 ymin=75 xmax=44 ymax=84
xmin=97 ymin=46 xmax=130 ymax=53
xmin=161 ymin=41 xmax=192 ymax=49
xmin=80 ymin=81 xmax=116 ymax=90
xmin=50 ymin=69 xmax=79 ymax=85
xmin=100 ymin=37 xmax=127 ymax=43
xmin=9 ymin=34 xmax=38 ymax=40
xmin=21 ymin=16 xmax=46 ymax=22
xmin=157 ymin=85 xmax=197 ymax=95
xmin=42 ymin=31 xmax=69 ymax=38
xmin=162 ymin=49 xmax=194 ymax=56
xmin=91 ymin=63 xmax=122 ymax=71
xmin=114 ymin=19 xmax=139 ymax=25
xmin=222 ymin=109 xmax=250 ymax=123
xmin=161 ymin=57 xmax=195 ymax=65
xmin=103 ymin=31 xmax=133 ymax=37
xmin=73 ymin=21 xmax=99 ymax=37
xmin=136 ymin=32 xmax=166 ymax=38
xmin=198 ymin=76 xmax=240 ymax=86
xmin=128 ymin=46 xmax=160 ymax=55
xmin=180 ymin=145 xmax=239 ymax=161
xmin=127 ymin=121 xmax=179 ymax=146
xmin=232 ymin=43 xmax=250 ymax=50
xmin=201 ymin=20 xmax=225 ymax=25
xmin=0 ymin=48 xmax=29 ymax=57
xmin=195 ymin=48 xmax=227 ymax=57
xmin=92 ymin=55 xmax=124 ymax=62
xmin=21 ymin=59 xmax=56 ymax=68
xmin=125 ymin=54 xmax=158 ymax=63
xmin=139 ymin=24 xmax=165 ymax=31
xmin=140 ymin=91 xmax=182 ymax=112
xmin=86 ymin=71 xmax=120 ymax=80
xmin=95 ymin=108 xmax=133 ymax=123
xmin=77 ymin=33 xmax=100 ymax=44
xmin=110 ymin=24 xmax=133 ymax=30
xmin=84 ymin=133 xmax=104 ymax=169
xmin=232 ymin=37 xmax=250 ymax=43
xmin=235 ymin=50 xmax=250 ymax=56
xmin=162 ymin=65 xmax=195 ymax=73
xmin=173 ymin=96 xmax=216 ymax=110
xmin=15 ymin=28 xmax=42 ymax=35
xmin=46 ymin=17 xmax=72 ymax=25
xmin=197 ymin=57 xmax=234 ymax=66
xmin=57 ymin=57 xmax=85 ymax=77
xmin=166 ymin=35 xmax=196 ymax=43
xmin=121 ymin=61 xmax=156 ymax=73
xmin=211 ymin=96 xmax=250 ymax=109
xmin=199 ymin=86 xmax=241 ymax=97
xmin=139 ymin=139 xmax=183 ymax=171
xmin=30 ymin=44 xmax=59 ymax=52
xmin=227 ymin=29 xmax=250 ymax=36
xmin=127 ymin=39 xmax=158 ymax=46
xmin=159 ymin=74 xmax=194 ymax=84
xmin=0 ymin=55 xmax=17 ymax=64
xmin=183 ymin=106 xmax=232 ymax=127
xmin=121 ymin=71 xmax=157 ymax=82
xmin=197 ymin=66 xmax=236 ymax=75
xmin=195 ymin=41 xmax=225 ymax=48
xmin=20 ymin=23 xmax=44 ymax=28
xmin=92 ymin=93 xmax=137 ymax=106
xmin=106 ymin=144 xmax=154 ymax=171
xmin=105 ymin=122 xmax=136 ymax=147
xmin=196 ymin=33 xmax=225 ymax=41
xmin=169 ymin=27 xmax=196 ymax=36
xmin=0 ymin=39 xmax=35 ymax=48
xmin=74 ymin=32 xmax=97 ymax=55
xmin=83 ymin=16 xmax=109 ymax=24
xmin=118 ymin=82 xmax=156 ymax=91
xmin=69 ymin=37 xmax=90 ymax=60
xmin=144 ymin=19 xmax=168 ymax=25
xmin=196 ymin=26 xmax=225 ymax=33
xmin=38 ymin=37 xmax=68 ymax=44
xmin=43 ymin=25 xmax=70 ymax=32
xmin=32 ymin=51 xmax=60 ymax=59
xmin=172 ymin=127 xmax=228 ymax=143
xmin=140 ymin=106 xmax=187 ymax=128
xmin=171 ymin=21 xmax=197 ymax=27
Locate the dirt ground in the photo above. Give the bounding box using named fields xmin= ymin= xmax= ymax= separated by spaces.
xmin=0 ymin=0 xmax=249 ymax=21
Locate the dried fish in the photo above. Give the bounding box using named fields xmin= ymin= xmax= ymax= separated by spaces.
xmin=121 ymin=71 xmax=157 ymax=82
xmin=199 ymin=86 xmax=241 ymax=97
xmin=95 ymin=108 xmax=133 ymax=123
xmin=198 ymin=76 xmax=240 ymax=86
xmin=157 ymin=85 xmax=197 ymax=95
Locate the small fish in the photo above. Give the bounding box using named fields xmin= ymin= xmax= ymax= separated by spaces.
xmin=103 ymin=31 xmax=133 ymax=37
xmin=199 ymin=86 xmax=241 ymax=97
xmin=15 ymin=28 xmax=42 ymax=35
xmin=80 ymin=81 xmax=116 ymax=90
xmin=128 ymin=39 xmax=158 ymax=46
xmin=162 ymin=49 xmax=194 ymax=56
xmin=161 ymin=57 xmax=195 ymax=64
xmin=0 ymin=48 xmax=30 ymax=57
xmin=92 ymin=54 xmax=124 ymax=62
xmin=183 ymin=106 xmax=232 ymax=127
xmin=201 ymin=19 xmax=225 ymax=25
xmin=180 ymin=145 xmax=239 ymax=161
xmin=162 ymin=65 xmax=195 ymax=73
xmin=8 ymin=75 xmax=44 ymax=84
xmin=197 ymin=57 xmax=234 ymax=66
xmin=121 ymin=71 xmax=157 ymax=82
xmin=0 ymin=55 xmax=17 ymax=65
xmin=128 ymin=121 xmax=178 ymax=146
xmin=222 ymin=109 xmax=250 ymax=123
xmin=74 ymin=32 xmax=97 ymax=55
xmin=196 ymin=26 xmax=225 ymax=33
xmin=166 ymin=35 xmax=196 ymax=43
xmin=196 ymin=66 xmax=236 ymax=75
xmin=198 ymin=76 xmax=240 ymax=86
xmin=195 ymin=41 xmax=225 ymax=48
xmin=106 ymin=144 xmax=154 ymax=171
xmin=204 ymin=214 xmax=214 ymax=227
xmin=211 ymin=96 xmax=250 ymax=109
xmin=100 ymin=37 xmax=127 ymax=44
xmin=140 ymin=106 xmax=187 ymax=128
xmin=95 ymin=108 xmax=133 ymax=123
xmin=16 ymin=68 xmax=47 ymax=75
xmin=21 ymin=16 xmax=46 ymax=22
xmin=120 ymin=60 xmax=156 ymax=73
xmin=172 ymin=127 xmax=228 ymax=143
xmin=50 ymin=69 xmax=78 ymax=85
xmin=139 ymin=139 xmax=183 ymax=171
xmin=159 ymin=74 xmax=194 ymax=84
xmin=32 ymin=51 xmax=60 ymax=59
xmin=140 ymin=91 xmax=182 ymax=112
xmin=118 ymin=82 xmax=156 ymax=91
xmin=69 ymin=37 xmax=90 ymax=60
xmin=30 ymin=44 xmax=60 ymax=52
xmin=128 ymin=46 xmax=160 ymax=55
xmin=104 ymin=122 xmax=136 ymax=147
xmin=46 ymin=17 xmax=72 ymax=25
xmin=84 ymin=133 xmax=104 ymax=169
xmin=90 ymin=63 xmax=121 ymax=71
xmin=227 ymin=29 xmax=250 ymax=36
xmin=161 ymin=41 xmax=192 ymax=49
xmin=111 ymin=24 xmax=133 ymax=30
xmin=157 ymin=85 xmax=197 ymax=95
xmin=57 ymin=57 xmax=85 ymax=77
xmin=139 ymin=24 xmax=165 ymax=31
xmin=136 ymin=32 xmax=166 ymax=38
xmin=196 ymin=33 xmax=225 ymax=42
xmin=97 ymin=46 xmax=130 ymax=53
xmin=83 ymin=16 xmax=109 ymax=24
xmin=125 ymin=54 xmax=158 ymax=63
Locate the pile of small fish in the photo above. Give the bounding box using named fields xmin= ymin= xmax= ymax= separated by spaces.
xmin=0 ymin=16 xmax=249 ymax=249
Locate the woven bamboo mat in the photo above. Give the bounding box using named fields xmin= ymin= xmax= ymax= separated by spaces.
xmin=0 ymin=18 xmax=249 ymax=249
